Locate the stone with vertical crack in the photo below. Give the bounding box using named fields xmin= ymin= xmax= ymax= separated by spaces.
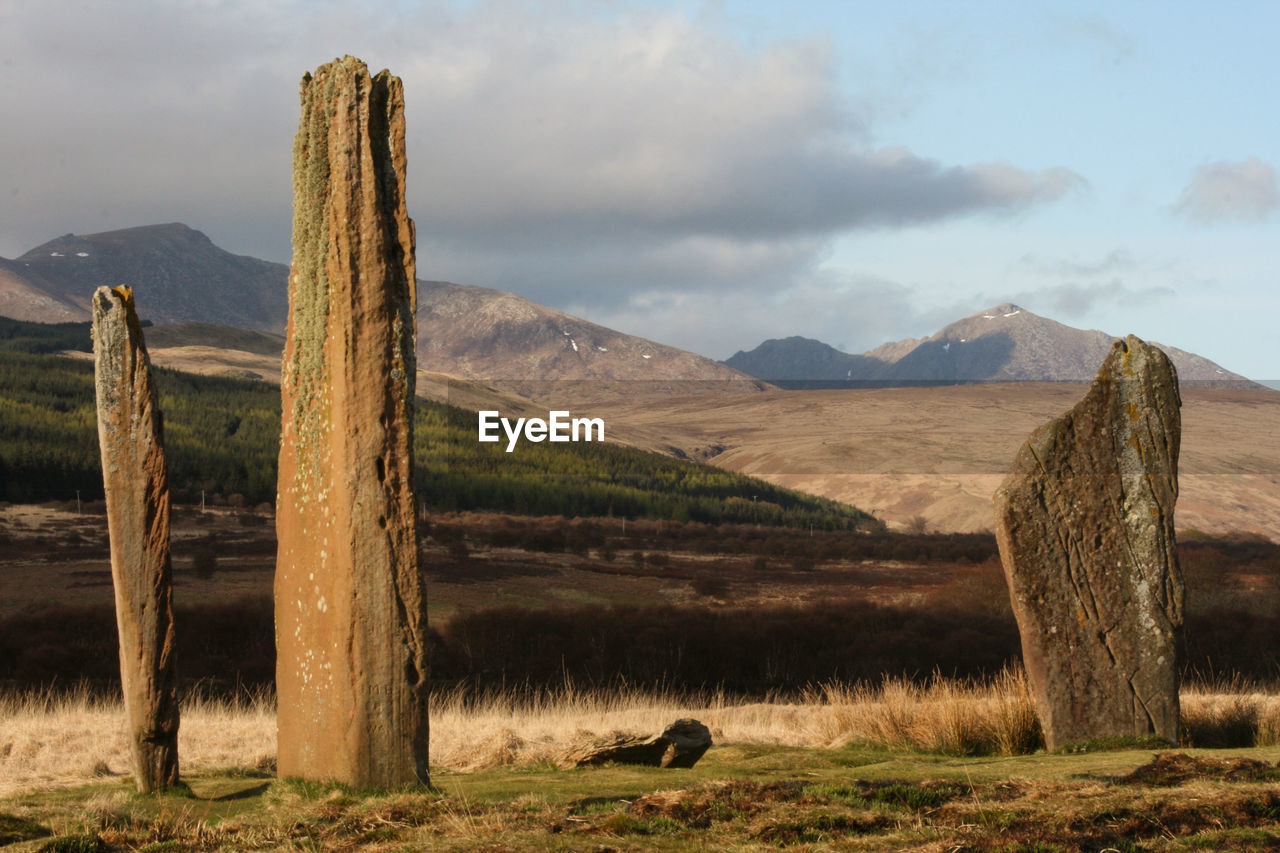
xmin=994 ymin=334 xmax=1183 ymax=751
xmin=274 ymin=56 xmax=429 ymax=787
xmin=92 ymin=285 xmax=180 ymax=792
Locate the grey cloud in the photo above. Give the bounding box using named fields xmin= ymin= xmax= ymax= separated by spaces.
xmin=409 ymin=9 xmax=1085 ymax=244
xmin=583 ymin=271 xmax=923 ymax=361
xmin=991 ymin=281 xmax=1176 ymax=319
xmin=1048 ymin=14 xmax=1136 ymax=66
xmin=2 ymin=0 xmax=1081 ymax=267
xmin=1004 ymin=249 xmax=1177 ymax=317
xmin=423 ymin=230 xmax=827 ymax=311
xmin=1016 ymin=249 xmax=1138 ymax=278
xmin=1174 ymin=157 xmax=1278 ymax=223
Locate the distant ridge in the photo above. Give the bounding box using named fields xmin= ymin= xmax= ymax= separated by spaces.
xmin=725 ymin=303 xmax=1254 ymax=386
xmin=417 ymin=279 xmax=760 ymax=385
xmin=5 ymin=223 xmax=290 ymax=330
xmin=1 ymin=223 xmax=762 ymax=386
xmin=721 ymin=336 xmax=884 ymax=382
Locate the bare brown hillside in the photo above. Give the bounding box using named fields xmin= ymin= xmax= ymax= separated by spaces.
xmin=575 ymin=382 xmax=1280 ymax=538
xmin=90 ymin=328 xmax=1280 ymax=540
xmin=0 ymin=258 xmax=86 ymax=322
xmin=416 ymin=279 xmax=764 ymax=389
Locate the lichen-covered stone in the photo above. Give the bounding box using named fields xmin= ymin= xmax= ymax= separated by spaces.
xmin=275 ymin=56 xmax=428 ymax=787
xmin=91 ymin=284 xmax=180 ymax=792
xmin=994 ymin=335 xmax=1183 ymax=750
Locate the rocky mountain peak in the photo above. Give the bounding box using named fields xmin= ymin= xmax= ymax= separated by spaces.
xmin=725 ymin=304 xmax=1252 ymax=386
xmin=9 ymin=223 xmax=289 ymax=330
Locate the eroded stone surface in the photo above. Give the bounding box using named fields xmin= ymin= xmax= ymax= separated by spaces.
xmin=274 ymin=56 xmax=428 ymax=787
xmin=91 ymin=285 xmax=180 ymax=792
xmin=994 ymin=335 xmax=1183 ymax=750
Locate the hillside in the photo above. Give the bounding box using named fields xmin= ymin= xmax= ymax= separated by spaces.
xmin=8 ymin=223 xmax=290 ymax=330
xmin=0 ymin=347 xmax=865 ymax=528
xmin=573 ymin=381 xmax=1280 ymax=538
xmin=726 ymin=303 xmax=1253 ymax=385
xmin=417 ymin=279 xmax=761 ymax=387
xmin=722 ymin=335 xmax=880 ymax=381
xmin=0 ymin=258 xmax=86 ymax=323
xmin=1 ymin=223 xmax=763 ymax=386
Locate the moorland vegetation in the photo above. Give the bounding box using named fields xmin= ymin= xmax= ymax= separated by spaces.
xmin=0 ymin=326 xmax=866 ymax=528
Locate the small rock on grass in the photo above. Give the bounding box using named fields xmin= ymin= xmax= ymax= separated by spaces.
xmin=557 ymin=719 xmax=712 ymax=769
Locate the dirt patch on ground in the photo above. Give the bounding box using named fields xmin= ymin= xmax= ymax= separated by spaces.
xmin=1123 ymin=750 xmax=1280 ymax=786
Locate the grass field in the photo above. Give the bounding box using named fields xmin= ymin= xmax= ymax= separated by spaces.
xmin=4 ymin=502 xmax=1279 ymax=848
xmin=6 ymin=679 xmax=1280 ymax=850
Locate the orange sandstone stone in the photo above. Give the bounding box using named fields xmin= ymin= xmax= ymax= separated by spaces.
xmin=275 ymin=56 xmax=428 ymax=787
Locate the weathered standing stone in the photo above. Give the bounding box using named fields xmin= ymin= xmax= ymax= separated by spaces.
xmin=994 ymin=335 xmax=1183 ymax=750
xmin=91 ymin=285 xmax=180 ymax=792
xmin=275 ymin=56 xmax=428 ymax=787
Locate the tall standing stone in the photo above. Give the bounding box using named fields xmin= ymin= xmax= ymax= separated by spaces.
xmin=275 ymin=56 xmax=428 ymax=787
xmin=91 ymin=285 xmax=180 ymax=793
xmin=994 ymin=335 xmax=1183 ymax=750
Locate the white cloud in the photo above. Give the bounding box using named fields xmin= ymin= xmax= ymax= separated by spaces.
xmin=1023 ymin=280 xmax=1176 ymax=318
xmin=994 ymin=249 xmax=1176 ymax=319
xmin=2 ymin=2 xmax=1079 ymax=246
xmin=1016 ymin=249 xmax=1138 ymax=278
xmin=1047 ymin=14 xmax=1136 ymax=67
xmin=579 ymin=270 xmax=928 ymax=360
xmin=408 ymin=12 xmax=1084 ymax=246
xmin=1174 ymin=157 xmax=1278 ymax=223
xmin=0 ymin=0 xmax=1086 ymax=357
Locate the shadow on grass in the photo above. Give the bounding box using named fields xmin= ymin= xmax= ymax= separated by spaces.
xmin=209 ymin=781 xmax=271 ymax=802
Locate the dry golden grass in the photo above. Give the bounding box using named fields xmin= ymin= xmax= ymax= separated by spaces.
xmin=800 ymin=669 xmax=1043 ymax=755
xmin=6 ymin=674 xmax=1280 ymax=796
xmin=426 ymin=671 xmax=1043 ymax=770
xmin=0 ymin=687 xmax=274 ymax=798
xmin=1182 ymin=683 xmax=1280 ymax=747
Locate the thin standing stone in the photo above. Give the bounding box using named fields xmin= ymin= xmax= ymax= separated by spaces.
xmin=92 ymin=284 xmax=180 ymax=792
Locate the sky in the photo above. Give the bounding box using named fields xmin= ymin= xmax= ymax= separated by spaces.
xmin=2 ymin=0 xmax=1277 ymax=377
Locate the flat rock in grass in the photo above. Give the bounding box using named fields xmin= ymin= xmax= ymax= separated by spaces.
xmin=558 ymin=718 xmax=712 ymax=768
xmin=994 ymin=335 xmax=1183 ymax=751
xmin=659 ymin=719 xmax=713 ymax=768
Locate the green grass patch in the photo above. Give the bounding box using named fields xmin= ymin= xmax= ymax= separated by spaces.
xmin=0 ymin=812 xmax=52 ymax=845
xmin=8 ymin=746 xmax=1280 ymax=851
xmin=37 ymin=835 xmax=110 ymax=853
xmin=1054 ymin=733 xmax=1174 ymax=754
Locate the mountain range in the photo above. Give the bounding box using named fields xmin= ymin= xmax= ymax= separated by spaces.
xmin=724 ymin=304 xmax=1250 ymax=385
xmin=3 ymin=223 xmax=1275 ymax=537
xmin=0 ymin=223 xmax=1252 ymax=387
xmin=0 ymin=224 xmax=288 ymax=330
xmin=0 ymin=224 xmax=755 ymax=386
